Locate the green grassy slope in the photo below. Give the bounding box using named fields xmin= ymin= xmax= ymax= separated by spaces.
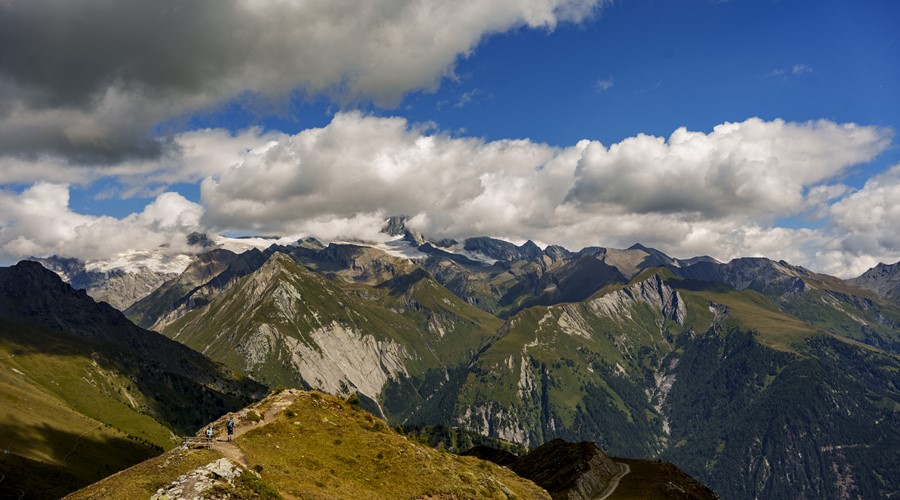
xmin=450 ymin=272 xmax=685 ymax=456
xmin=70 ymin=390 xmax=551 ymax=499
xmin=0 ymin=261 xmax=266 ymax=498
xmin=0 ymin=320 xmax=168 ymax=495
xmin=438 ymin=269 xmax=898 ymax=499
xmin=163 ymin=253 xmax=448 ymax=393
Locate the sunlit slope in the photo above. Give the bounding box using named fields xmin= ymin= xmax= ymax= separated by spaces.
xmin=163 ymin=253 xmax=485 ymax=401
xmin=70 ymin=390 xmax=551 ymax=500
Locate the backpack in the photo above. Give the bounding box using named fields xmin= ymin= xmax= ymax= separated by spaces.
xmin=227 ymin=419 xmax=234 ymax=430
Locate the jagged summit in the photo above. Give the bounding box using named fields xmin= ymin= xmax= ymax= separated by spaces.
xmin=381 ymin=215 xmax=410 ymax=236
xmin=848 ymin=260 xmax=900 ymax=303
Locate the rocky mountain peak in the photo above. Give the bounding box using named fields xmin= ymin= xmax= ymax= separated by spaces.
xmin=463 ymin=236 xmax=545 ymax=262
xmin=848 ymin=260 xmax=900 ymax=303
xmin=676 ymin=256 xmax=810 ymax=297
xmin=0 ymin=260 xmax=125 ymax=335
xmin=187 ymin=231 xmax=216 ymax=248
xmin=382 ymin=215 xmax=410 ymax=236
xmin=584 ymin=271 xmax=686 ymax=325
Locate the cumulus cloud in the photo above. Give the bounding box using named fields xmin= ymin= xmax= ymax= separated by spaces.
xmin=823 ymin=164 xmax=900 ymax=275
xmin=0 ymin=0 xmax=603 ymax=163
xmin=566 ymin=118 xmax=890 ymax=219
xmin=2 ymin=112 xmax=894 ymax=277
xmin=196 ymin=113 xmax=892 ymax=276
xmin=0 ymin=184 xmax=202 ymax=263
xmin=201 ymin=112 xmax=564 ymax=235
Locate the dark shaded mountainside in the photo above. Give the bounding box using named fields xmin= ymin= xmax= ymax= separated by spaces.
xmin=0 ymin=261 xmax=265 ymax=498
xmin=35 ymin=222 xmax=900 ymax=499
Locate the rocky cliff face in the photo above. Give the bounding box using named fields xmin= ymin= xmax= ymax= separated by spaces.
xmin=125 ymin=248 xmax=240 ymax=329
xmin=584 ymin=273 xmax=685 ymax=325
xmin=675 ymin=257 xmax=810 ymax=296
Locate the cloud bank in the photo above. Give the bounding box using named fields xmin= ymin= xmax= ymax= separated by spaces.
xmin=0 ymin=0 xmax=602 ymax=163
xmin=198 ymin=113 xmax=891 ymax=276
xmin=1 ymin=113 xmax=894 ymax=277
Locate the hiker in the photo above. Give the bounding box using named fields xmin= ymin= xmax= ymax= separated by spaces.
xmin=226 ymin=416 xmax=235 ymax=442
xmin=205 ymin=425 xmax=214 ymax=448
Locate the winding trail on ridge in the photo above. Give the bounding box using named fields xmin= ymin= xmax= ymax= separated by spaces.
xmin=210 ymin=390 xmax=302 ymax=467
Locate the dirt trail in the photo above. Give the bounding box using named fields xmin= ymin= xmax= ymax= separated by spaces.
xmin=209 ymin=389 xmax=302 ymax=467
xmin=63 ymin=423 xmax=103 ymax=465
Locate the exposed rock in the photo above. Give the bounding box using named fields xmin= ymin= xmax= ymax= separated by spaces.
xmin=187 ymin=232 xmax=216 ymax=248
xmin=848 ymin=261 xmax=900 ymax=305
xmin=382 ymin=215 xmax=410 ymax=236
xmin=283 ymin=321 xmax=410 ymax=399
xmin=463 ymin=237 xmax=544 ymax=262
xmin=125 ymin=248 xmax=239 ymax=329
xmin=585 ymin=273 xmax=685 ymax=325
xmin=543 ymin=245 xmax=574 ymax=261
xmin=150 ymin=458 xmax=243 ymax=500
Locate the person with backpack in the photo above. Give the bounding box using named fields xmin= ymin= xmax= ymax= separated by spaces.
xmin=205 ymin=425 xmax=214 ymax=448
xmin=226 ymin=416 xmax=235 ymax=442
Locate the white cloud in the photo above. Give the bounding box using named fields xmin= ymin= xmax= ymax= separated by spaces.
xmin=0 ymin=184 xmax=202 ymax=264
xmin=792 ymin=64 xmax=813 ymax=75
xmin=594 ymin=77 xmax=615 ymax=91
xmin=0 ymin=127 xmax=276 ymax=196
xmin=195 ymin=113 xmax=892 ymax=276
xmin=769 ymin=63 xmax=814 ymax=79
xmin=2 ymin=114 xmax=894 ymax=278
xmin=566 ymin=118 xmax=889 ymax=219
xmin=824 ymin=164 xmax=900 ymax=275
xmin=0 ymin=0 xmax=604 ymax=162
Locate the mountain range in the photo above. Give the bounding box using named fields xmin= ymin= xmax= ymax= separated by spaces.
xmin=16 ymin=217 xmax=900 ymax=499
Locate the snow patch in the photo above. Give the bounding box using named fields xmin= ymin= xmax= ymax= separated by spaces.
xmin=85 ymin=250 xmax=194 ymax=274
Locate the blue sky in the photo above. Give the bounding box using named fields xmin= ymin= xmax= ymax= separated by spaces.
xmin=0 ymin=0 xmax=898 ymax=276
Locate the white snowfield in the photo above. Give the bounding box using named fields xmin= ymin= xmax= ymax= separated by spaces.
xmin=78 ymin=229 xmax=508 ymax=278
